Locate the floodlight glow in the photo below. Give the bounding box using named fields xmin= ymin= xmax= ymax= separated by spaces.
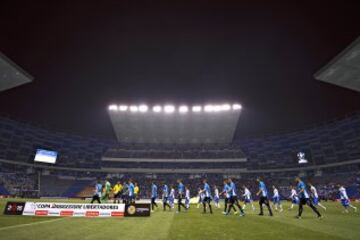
xmin=108 ymin=105 xmax=118 ymax=111
xmin=213 ymin=105 xmax=222 ymax=112
xmin=138 ymin=105 xmax=148 ymax=112
xmin=204 ymin=105 xmax=214 ymax=112
xmin=179 ymin=106 xmax=188 ymax=113
xmin=232 ymin=104 xmax=242 ymax=110
xmin=192 ymin=106 xmax=202 ymax=112
xmin=153 ymin=106 xmax=162 ymax=113
xmin=119 ymin=105 xmax=128 ymax=111
xmin=221 ymin=104 xmax=231 ymax=111
xmin=164 ymin=105 xmax=175 ymax=113
xmin=129 ymin=105 xmax=139 ymax=112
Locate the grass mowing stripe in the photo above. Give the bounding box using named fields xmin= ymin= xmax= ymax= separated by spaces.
xmin=0 ymin=217 xmax=65 ymax=231
xmin=248 ymin=214 xmax=350 ymax=240
xmin=258 ymin=207 xmax=359 ymax=240
xmin=0 ymin=210 xmax=175 ymax=240
xmin=168 ymin=204 xmax=354 ymax=240
xmin=0 ymin=199 xmax=358 ymax=240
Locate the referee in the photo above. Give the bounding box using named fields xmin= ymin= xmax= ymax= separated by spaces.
xmin=112 ymin=181 xmax=122 ymax=204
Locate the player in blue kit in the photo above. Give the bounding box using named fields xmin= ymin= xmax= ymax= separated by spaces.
xmin=225 ymin=178 xmax=245 ymax=216
xmin=91 ymin=180 xmax=102 ymax=204
xmin=127 ymin=179 xmax=135 ymax=203
xmin=177 ymin=179 xmax=187 ymax=213
xmin=151 ymin=182 xmax=158 ymax=212
xmin=256 ymin=177 xmax=273 ymax=216
xmin=200 ymin=179 xmax=213 ymax=214
xmin=162 ymin=184 xmax=171 ymax=211
xmin=295 ymin=176 xmax=322 ymax=219
xmin=221 ymin=179 xmax=236 ymax=214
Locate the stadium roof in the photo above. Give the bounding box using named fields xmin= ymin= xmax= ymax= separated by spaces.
xmin=314 ymin=36 xmax=360 ymax=92
xmin=0 ymin=52 xmax=33 ymax=92
xmin=108 ymin=104 xmax=241 ymax=144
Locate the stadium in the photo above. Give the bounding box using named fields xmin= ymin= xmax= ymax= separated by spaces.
xmin=0 ymin=1 xmax=360 ymax=240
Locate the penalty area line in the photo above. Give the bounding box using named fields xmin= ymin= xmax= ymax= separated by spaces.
xmin=0 ymin=217 xmax=66 ymax=231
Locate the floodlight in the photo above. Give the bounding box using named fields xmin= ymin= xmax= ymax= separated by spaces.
xmin=221 ymin=104 xmax=231 ymax=111
xmin=108 ymin=105 xmax=118 ymax=111
xmin=119 ymin=105 xmax=128 ymax=111
xmin=129 ymin=105 xmax=139 ymax=112
xmin=153 ymin=106 xmax=162 ymax=113
xmin=232 ymin=104 xmax=242 ymax=110
xmin=213 ymin=105 xmax=221 ymax=112
xmin=164 ymin=105 xmax=175 ymax=113
xmin=138 ymin=105 xmax=148 ymax=112
xmin=192 ymin=106 xmax=202 ymax=112
xmin=179 ymin=105 xmax=188 ymax=113
xmin=204 ymin=105 xmax=214 ymax=112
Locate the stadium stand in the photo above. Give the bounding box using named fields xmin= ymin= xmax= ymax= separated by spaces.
xmin=0 ymin=185 xmax=9 ymax=195
xmin=39 ymin=175 xmax=75 ymax=197
xmin=0 ymin=116 xmax=110 ymax=168
xmin=0 ymin=113 xmax=360 ymax=199
xmin=1 ymin=113 xmax=360 ymax=170
xmin=62 ymin=180 xmax=93 ymax=198
xmin=236 ymin=113 xmax=360 ymax=168
xmin=76 ymin=186 xmax=95 ymax=198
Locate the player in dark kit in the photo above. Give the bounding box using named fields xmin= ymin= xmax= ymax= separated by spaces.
xmin=256 ymin=177 xmax=273 ymax=216
xmin=295 ymin=176 xmax=322 ymax=219
xmin=177 ymin=179 xmax=187 ymax=213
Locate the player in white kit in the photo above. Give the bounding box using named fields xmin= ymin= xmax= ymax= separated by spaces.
xmin=213 ymin=185 xmax=220 ymax=208
xmin=308 ymin=183 xmax=326 ymax=211
xmin=197 ymin=187 xmax=205 ymax=209
xmin=272 ymin=185 xmax=283 ymax=212
xmin=242 ymin=185 xmax=255 ymax=211
xmin=289 ymin=186 xmax=299 ymax=210
xmin=337 ymin=184 xmax=357 ymax=213
xmin=185 ymin=186 xmax=190 ymax=209
xmin=169 ymin=187 xmax=175 ymax=209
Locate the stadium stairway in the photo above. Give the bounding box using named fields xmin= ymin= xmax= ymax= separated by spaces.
xmin=40 ymin=176 xmax=75 ymax=197
xmin=76 ymin=186 xmax=94 ymax=198
xmin=0 ymin=185 xmax=9 ymax=195
xmin=347 ymin=185 xmax=360 ymax=199
xmin=62 ymin=180 xmax=92 ymax=198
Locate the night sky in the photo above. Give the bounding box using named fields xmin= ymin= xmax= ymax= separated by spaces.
xmin=0 ymin=1 xmax=359 ymax=140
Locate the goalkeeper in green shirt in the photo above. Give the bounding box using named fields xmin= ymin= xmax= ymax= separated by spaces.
xmin=101 ymin=179 xmax=112 ymax=202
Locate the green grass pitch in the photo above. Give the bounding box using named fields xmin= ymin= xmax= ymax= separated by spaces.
xmin=0 ymin=198 xmax=359 ymax=240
